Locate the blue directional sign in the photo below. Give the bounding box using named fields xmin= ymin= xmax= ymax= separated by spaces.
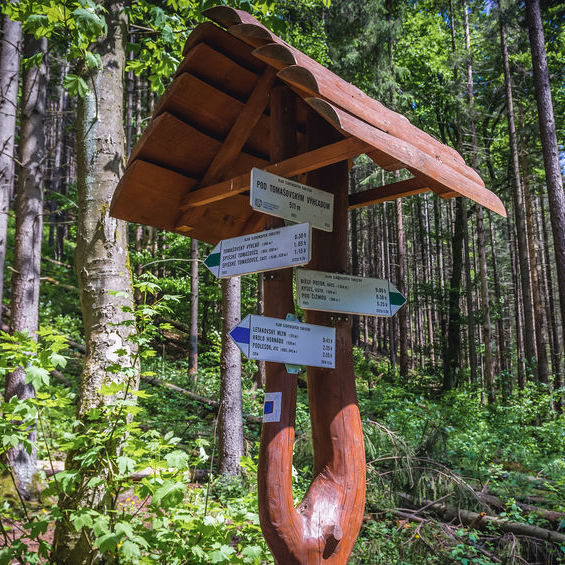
xmin=229 ymin=314 xmax=335 ymax=368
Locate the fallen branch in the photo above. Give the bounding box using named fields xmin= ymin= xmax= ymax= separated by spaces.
xmin=477 ymin=492 xmax=565 ymax=525
xmin=42 ymin=276 xmax=79 ymax=293
xmin=141 ymin=375 xmax=262 ymax=424
xmin=401 ymin=495 xmax=565 ymax=544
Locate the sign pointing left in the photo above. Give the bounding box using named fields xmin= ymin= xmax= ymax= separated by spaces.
xmin=204 ymin=223 xmax=311 ymax=278
xmin=230 ymin=314 xmax=335 ymax=368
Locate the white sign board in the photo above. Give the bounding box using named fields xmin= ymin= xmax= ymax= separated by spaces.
xmin=204 ymin=223 xmax=311 ymax=278
xmin=250 ymin=168 xmax=334 ymax=232
xmin=230 ymin=314 xmax=335 ymax=368
xmin=296 ymin=269 xmax=406 ymax=317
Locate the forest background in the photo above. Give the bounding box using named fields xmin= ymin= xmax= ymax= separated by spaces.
xmin=0 ymin=0 xmax=564 ymax=563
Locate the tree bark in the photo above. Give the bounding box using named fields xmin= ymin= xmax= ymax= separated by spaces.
xmin=188 ymin=237 xmax=199 ymax=379
xmin=6 ymin=35 xmax=48 ymax=500
xmin=443 ymin=198 xmax=465 ymax=391
xmin=500 ymin=16 xmax=537 ymax=374
xmin=464 ymin=1 xmax=494 ymax=401
xmin=525 ymin=0 xmax=565 ymax=361
xmin=217 ymin=276 xmax=243 ymax=475
xmin=258 ymin=89 xmax=365 ymax=563
xmin=51 ymin=1 xmax=137 ymax=562
xmin=396 ymin=198 xmax=409 ymax=377
xmin=0 ymin=12 xmax=22 ymax=320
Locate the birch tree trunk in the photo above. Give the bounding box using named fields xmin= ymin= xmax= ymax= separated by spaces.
xmin=0 ymin=13 xmax=22 ymax=317
xmin=6 ymin=36 xmax=48 ymax=500
xmin=218 ymin=276 xmax=243 ymax=475
xmin=51 ymin=1 xmax=137 ymax=561
xmin=189 ymin=237 xmax=199 ymax=379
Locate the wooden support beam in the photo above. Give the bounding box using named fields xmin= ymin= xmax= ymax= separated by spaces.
xmin=199 ymin=66 xmax=276 ymax=187
xmin=306 ymin=98 xmax=507 ymax=217
xmin=176 ymin=137 xmax=369 ymax=213
xmin=348 ymin=177 xmax=430 ymax=210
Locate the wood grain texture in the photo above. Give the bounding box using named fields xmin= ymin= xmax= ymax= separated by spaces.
xmin=176 ymin=41 xmax=260 ymax=102
xmin=181 ymin=21 xmax=265 ymax=73
xmin=348 ymin=177 xmax=430 ymax=210
xmin=305 ymin=98 xmax=506 ymax=217
xmin=154 ymin=72 xmax=269 ymax=158
xmin=129 ymin=112 xmax=267 ymax=180
xmin=199 ymin=66 xmax=276 ymax=187
xmin=256 ymin=90 xmax=366 ymax=564
xmin=177 ymin=137 xmax=369 ymax=211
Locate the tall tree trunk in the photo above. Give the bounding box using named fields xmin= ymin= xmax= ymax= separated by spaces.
xmin=255 ymin=273 xmax=266 ymax=388
xmin=0 ymin=13 xmax=22 ymax=318
xmin=443 ymin=199 xmax=465 ymax=391
xmin=396 ymin=198 xmax=409 ymax=377
xmin=464 ymin=1 xmax=494 ymax=401
xmin=525 ymin=0 xmax=565 ymax=358
xmin=51 ymin=2 xmax=137 ymax=561
xmin=500 ymin=16 xmax=537 ymax=374
xmin=463 ymin=207 xmax=478 ymax=383
xmin=6 ymin=36 xmax=48 ymax=500
xmin=539 ymin=195 xmax=562 ymax=406
xmin=189 ymin=237 xmax=199 ymax=380
xmin=218 ymin=276 xmax=243 ymax=475
xmin=521 ymin=144 xmax=549 ymax=383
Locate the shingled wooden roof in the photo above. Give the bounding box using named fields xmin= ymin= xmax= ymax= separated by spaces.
xmin=110 ymin=5 xmax=506 ymax=244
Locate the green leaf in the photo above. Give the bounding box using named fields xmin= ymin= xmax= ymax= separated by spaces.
xmin=85 ymin=51 xmax=102 ymax=69
xmin=120 ymin=540 xmax=140 ymax=560
xmin=50 ymin=352 xmax=67 ymax=369
xmin=96 ymin=532 xmax=122 ymax=553
xmin=71 ymin=509 xmax=94 ymax=531
xmin=164 ymin=449 xmax=189 ymax=470
xmin=25 ymin=365 xmax=50 ymax=389
xmin=116 ymin=455 xmax=136 ymax=475
xmin=152 ymin=480 xmax=185 ymax=509
xmin=63 ymin=74 xmax=89 ymax=97
xmin=73 ymin=8 xmax=105 ymax=37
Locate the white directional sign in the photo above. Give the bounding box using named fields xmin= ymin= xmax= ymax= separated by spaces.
xmin=296 ymin=269 xmax=407 ymax=317
xmin=204 ymin=223 xmax=311 ymax=278
xmin=229 ymin=314 xmax=335 ymax=368
xmin=250 ymin=168 xmax=334 ymax=232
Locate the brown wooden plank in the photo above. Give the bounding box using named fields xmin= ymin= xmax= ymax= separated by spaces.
xmin=176 ymin=42 xmax=259 ymax=101
xmin=110 ymin=160 xmax=196 ymax=231
xmin=177 ymin=137 xmax=370 ymax=211
xmin=176 ymin=195 xmax=266 ymax=244
xmin=366 ymin=149 xmax=405 ymax=171
xmin=245 ymin=41 xmax=485 ymax=187
xmin=199 ymin=66 xmax=276 ymax=187
xmin=154 ymin=72 xmax=269 ymax=158
xmin=130 ymin=112 xmax=268 ymax=180
xmin=348 ymin=177 xmax=430 ymax=210
xmin=181 ymin=21 xmax=265 ymax=73
xmin=203 ymin=6 xmax=276 ymax=46
xmin=306 ymin=98 xmax=506 ymax=216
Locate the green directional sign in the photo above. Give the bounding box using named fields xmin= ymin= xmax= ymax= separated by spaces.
xmin=204 ymin=223 xmax=311 ymax=278
xmin=296 ymin=269 xmax=407 ymax=317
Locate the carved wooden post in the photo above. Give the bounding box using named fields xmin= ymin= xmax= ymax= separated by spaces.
xmin=258 ymin=88 xmax=366 ymax=564
xmin=258 ymin=84 xmax=301 ymax=558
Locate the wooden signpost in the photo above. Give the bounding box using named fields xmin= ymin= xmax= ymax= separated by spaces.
xmin=204 ymin=222 xmax=311 ymax=278
xmin=230 ymin=314 xmax=335 ymax=368
xmin=250 ymin=167 xmax=334 ymax=231
xmin=110 ymin=6 xmax=506 ymax=563
xmin=297 ymin=269 xmax=406 ymax=317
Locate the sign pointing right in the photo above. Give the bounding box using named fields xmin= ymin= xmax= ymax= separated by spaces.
xmin=296 ymin=269 xmax=407 ymax=317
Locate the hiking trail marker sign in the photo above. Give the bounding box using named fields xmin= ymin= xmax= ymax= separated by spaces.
xmin=250 ymin=168 xmax=334 ymax=232
xmin=296 ymin=269 xmax=406 ymax=317
xmin=204 ymin=222 xmax=312 ymax=278
xmin=229 ymin=314 xmax=335 ymax=368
